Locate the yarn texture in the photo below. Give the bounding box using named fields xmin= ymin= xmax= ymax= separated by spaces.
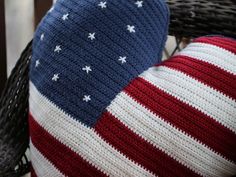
xmin=29 ymin=0 xmax=236 ymax=176
xmin=30 ymin=0 xmax=169 ymax=127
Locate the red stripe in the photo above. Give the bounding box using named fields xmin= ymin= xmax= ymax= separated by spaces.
xmin=124 ymin=77 xmax=236 ymax=163
xmin=29 ymin=114 xmax=106 ymax=177
xmin=160 ymin=55 xmax=236 ymax=99
xmin=95 ymin=112 xmax=200 ymax=177
xmin=193 ymin=36 xmax=236 ymax=54
xmin=31 ymin=166 xmax=37 ymax=177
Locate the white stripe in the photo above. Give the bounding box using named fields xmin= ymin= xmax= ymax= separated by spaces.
xmin=29 ymin=82 xmax=154 ymax=177
xmin=178 ymin=42 xmax=236 ymax=75
xmin=188 ymin=42 xmax=236 ymax=66
xmin=140 ymin=66 xmax=236 ymax=133
xmin=30 ymin=141 xmax=64 ymax=177
xmin=107 ymin=91 xmax=236 ymax=177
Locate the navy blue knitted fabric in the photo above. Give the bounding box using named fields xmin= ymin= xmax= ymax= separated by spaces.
xmin=30 ymin=0 xmax=169 ymax=127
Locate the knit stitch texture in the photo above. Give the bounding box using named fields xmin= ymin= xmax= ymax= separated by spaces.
xmin=31 ymin=0 xmax=169 ymax=127
xmin=29 ymin=0 xmax=236 ymax=176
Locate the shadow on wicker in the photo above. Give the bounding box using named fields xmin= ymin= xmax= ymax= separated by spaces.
xmin=0 ymin=41 xmax=32 ymax=177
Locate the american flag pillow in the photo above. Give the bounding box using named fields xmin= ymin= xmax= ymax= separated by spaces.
xmin=29 ymin=0 xmax=236 ymax=176
xmin=30 ymin=35 xmax=236 ymax=177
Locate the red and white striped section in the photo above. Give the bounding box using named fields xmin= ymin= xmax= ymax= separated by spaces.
xmin=30 ymin=141 xmax=65 ymax=177
xmin=29 ymin=82 xmax=154 ymax=177
xmin=103 ymin=91 xmax=236 ymax=176
xmin=140 ymin=66 xmax=236 ymax=133
xmin=160 ymin=55 xmax=236 ymax=100
xmin=178 ymin=37 xmax=236 ymax=75
xmin=96 ymin=37 xmax=236 ymax=176
xmin=193 ymin=36 xmax=236 ymax=55
xmin=30 ymin=36 xmax=236 ymax=177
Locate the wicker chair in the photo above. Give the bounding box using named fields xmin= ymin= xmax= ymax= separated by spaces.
xmin=0 ymin=1 xmax=236 ymax=176
xmin=168 ymin=0 xmax=236 ymax=38
xmin=0 ymin=41 xmax=32 ymax=177
xmin=165 ymin=0 xmax=236 ymax=56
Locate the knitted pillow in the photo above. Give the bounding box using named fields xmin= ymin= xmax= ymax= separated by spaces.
xmin=29 ymin=1 xmax=236 ymax=177
xmin=29 ymin=0 xmax=169 ymax=176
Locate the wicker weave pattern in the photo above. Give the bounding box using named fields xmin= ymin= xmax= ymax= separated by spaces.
xmin=0 ymin=41 xmax=32 ymax=177
xmin=168 ymin=0 xmax=236 ymax=38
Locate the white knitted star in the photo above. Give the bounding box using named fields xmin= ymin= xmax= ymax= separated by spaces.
xmin=62 ymin=13 xmax=69 ymax=21
xmin=98 ymin=1 xmax=107 ymax=9
xmin=135 ymin=1 xmax=143 ymax=8
xmin=83 ymin=95 xmax=91 ymax=102
xmin=52 ymin=74 xmax=59 ymax=81
xmin=54 ymin=45 xmax=62 ymax=53
xmin=40 ymin=33 xmax=44 ymax=41
xmin=88 ymin=33 xmax=96 ymax=40
xmin=127 ymin=25 xmax=135 ymax=33
xmin=118 ymin=56 xmax=127 ymax=64
xmin=82 ymin=66 xmax=92 ymax=74
xmin=35 ymin=60 xmax=40 ymax=67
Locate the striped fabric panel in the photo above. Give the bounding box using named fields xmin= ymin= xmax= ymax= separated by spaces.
xmin=29 ymin=82 xmax=154 ymax=177
xmin=106 ymin=91 xmax=236 ymax=177
xmin=29 ymin=36 xmax=236 ymax=177
xmin=30 ymin=115 xmax=106 ymax=177
xmin=160 ymin=55 xmax=236 ymax=99
xmin=30 ymin=142 xmax=65 ymax=177
xmin=95 ymin=111 xmax=199 ymax=177
xmin=140 ymin=66 xmax=236 ymax=133
xmin=178 ymin=42 xmax=236 ymax=75
xmin=187 ymin=42 xmax=236 ymax=67
xmin=193 ymin=36 xmax=236 ymax=55
xmin=124 ymin=77 xmax=236 ymax=162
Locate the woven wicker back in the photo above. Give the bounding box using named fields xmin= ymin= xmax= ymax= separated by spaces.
xmin=168 ymin=0 xmax=236 ymax=38
xmin=0 ymin=1 xmax=52 ymax=176
xmin=0 ymin=41 xmax=32 ymax=177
